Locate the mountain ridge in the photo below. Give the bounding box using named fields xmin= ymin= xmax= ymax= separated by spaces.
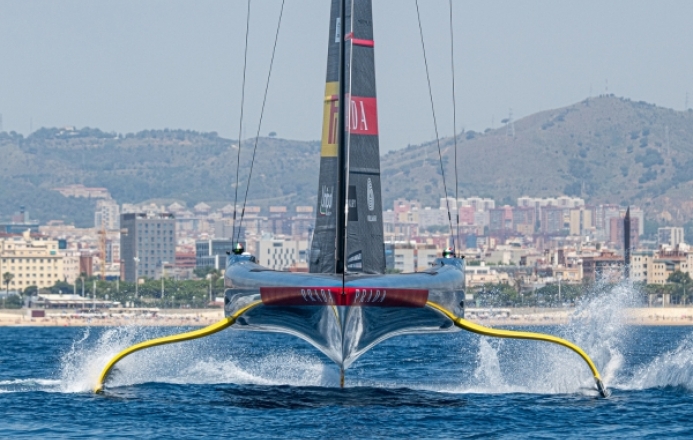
xmin=2 ymin=95 xmax=693 ymax=227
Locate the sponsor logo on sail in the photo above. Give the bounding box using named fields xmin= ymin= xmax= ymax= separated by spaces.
xmin=347 ymin=250 xmax=363 ymax=271
xmin=345 ymin=95 xmax=378 ymax=135
xmin=367 ymin=178 xmax=375 ymax=211
xmin=319 ymin=185 xmax=333 ymax=216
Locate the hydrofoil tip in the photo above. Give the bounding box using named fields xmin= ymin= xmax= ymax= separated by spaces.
xmin=596 ymin=378 xmax=611 ymax=399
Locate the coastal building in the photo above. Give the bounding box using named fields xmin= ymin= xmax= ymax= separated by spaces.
xmin=465 ymin=262 xmax=510 ymax=287
xmin=389 ymin=242 xmax=439 ymax=273
xmin=120 ymin=212 xmax=176 ymax=282
xmin=630 ymin=251 xmax=653 ymax=283
xmin=0 ymin=231 xmax=64 ymax=290
xmin=195 ymin=239 xmax=236 ymax=270
xmin=59 ymin=249 xmax=81 ymax=285
xmin=581 ymin=249 xmax=623 ymax=282
xmin=255 ymin=237 xmax=309 ymax=271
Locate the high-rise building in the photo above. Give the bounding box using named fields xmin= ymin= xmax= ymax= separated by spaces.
xmin=120 ymin=213 xmax=176 ymax=282
xmin=609 ymin=216 xmax=639 ymax=249
xmin=658 ymin=227 xmax=685 ymax=248
xmin=541 ymin=207 xmax=565 ymax=235
xmin=569 ymin=207 xmax=594 ymax=236
xmin=512 ymin=207 xmax=536 ymax=235
xmin=94 ymin=199 xmax=120 ymax=230
xmin=489 ymin=206 xmax=513 ymax=234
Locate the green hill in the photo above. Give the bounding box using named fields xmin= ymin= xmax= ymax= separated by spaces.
xmin=383 ymin=95 xmax=693 ymax=223
xmin=2 ymin=95 xmax=693 ymax=227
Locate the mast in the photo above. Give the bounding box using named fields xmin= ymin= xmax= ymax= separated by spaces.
xmin=335 ymin=0 xmax=347 ymax=274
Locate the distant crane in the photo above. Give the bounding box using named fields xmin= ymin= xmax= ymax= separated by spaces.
xmin=98 ymin=224 xmax=107 ymax=281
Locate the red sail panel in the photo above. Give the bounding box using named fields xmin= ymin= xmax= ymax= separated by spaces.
xmin=261 ymin=287 xmax=428 ymax=308
xmin=346 ymin=95 xmax=378 ymax=135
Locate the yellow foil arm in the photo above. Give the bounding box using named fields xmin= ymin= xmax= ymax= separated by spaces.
xmin=94 ymin=300 xmax=262 ymax=393
xmin=426 ymin=301 xmax=610 ymax=398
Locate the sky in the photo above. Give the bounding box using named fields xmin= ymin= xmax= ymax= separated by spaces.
xmin=1 ymin=0 xmax=693 ymax=152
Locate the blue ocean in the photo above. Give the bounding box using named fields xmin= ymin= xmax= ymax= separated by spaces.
xmin=2 ymin=290 xmax=693 ymax=439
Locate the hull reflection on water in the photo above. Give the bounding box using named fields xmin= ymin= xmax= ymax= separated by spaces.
xmin=224 ymin=255 xmax=465 ymax=369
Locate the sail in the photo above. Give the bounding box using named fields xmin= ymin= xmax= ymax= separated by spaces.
xmin=310 ymin=0 xmax=386 ymax=274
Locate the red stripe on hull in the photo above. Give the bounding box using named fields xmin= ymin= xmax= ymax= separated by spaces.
xmin=261 ymin=287 xmax=428 ymax=308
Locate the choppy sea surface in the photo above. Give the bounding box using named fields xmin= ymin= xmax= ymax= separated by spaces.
xmin=2 ymin=284 xmax=693 ymax=438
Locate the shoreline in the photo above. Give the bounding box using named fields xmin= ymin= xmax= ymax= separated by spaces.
xmin=3 ymin=307 xmax=693 ymax=327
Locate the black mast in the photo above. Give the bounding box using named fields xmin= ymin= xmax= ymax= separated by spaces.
xmin=335 ymin=0 xmax=347 ymax=275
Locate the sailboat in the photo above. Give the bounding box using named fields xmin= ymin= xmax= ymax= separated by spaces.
xmin=95 ymin=0 xmax=609 ymax=398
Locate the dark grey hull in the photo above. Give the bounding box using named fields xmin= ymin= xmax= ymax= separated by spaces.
xmin=224 ymin=255 xmax=465 ymax=369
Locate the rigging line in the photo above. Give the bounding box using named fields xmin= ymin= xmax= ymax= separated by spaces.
xmin=415 ymin=0 xmax=455 ymax=249
xmin=236 ymin=0 xmax=286 ymax=245
xmin=449 ymin=0 xmax=460 ymax=252
xmin=231 ymin=0 xmax=252 ymax=246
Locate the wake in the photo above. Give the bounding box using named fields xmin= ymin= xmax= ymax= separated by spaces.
xmin=3 ymin=278 xmax=693 ymax=395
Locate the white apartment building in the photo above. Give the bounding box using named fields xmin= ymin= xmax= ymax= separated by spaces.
xmin=630 ymin=251 xmax=653 ymax=283
xmin=465 ymin=262 xmax=510 ymax=287
xmin=459 ymin=197 xmax=495 ymax=212
xmin=60 ymin=249 xmax=81 ymax=285
xmin=517 ymin=196 xmax=584 ymax=209
xmin=0 ymin=231 xmax=64 ymax=290
xmin=256 ymin=238 xmax=309 ymax=271
xmin=95 ymin=199 xmax=120 ymax=230
xmin=391 ymin=243 xmax=439 ymax=273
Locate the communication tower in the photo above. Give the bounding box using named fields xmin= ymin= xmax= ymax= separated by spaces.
xmin=506 ymin=109 xmax=515 ymax=138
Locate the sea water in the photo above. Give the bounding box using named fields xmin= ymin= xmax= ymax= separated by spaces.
xmin=1 ymin=282 xmax=693 ymax=438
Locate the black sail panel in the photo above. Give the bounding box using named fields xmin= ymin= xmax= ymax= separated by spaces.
xmin=310 ymin=0 xmax=342 ymax=274
xmin=344 ymin=0 xmax=385 ymax=274
xmin=311 ymin=0 xmax=385 ymax=275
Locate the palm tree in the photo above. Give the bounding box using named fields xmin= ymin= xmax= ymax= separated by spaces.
xmin=2 ymin=272 xmax=14 ymax=309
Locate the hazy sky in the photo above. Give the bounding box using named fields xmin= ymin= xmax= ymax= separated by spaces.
xmin=2 ymin=1 xmax=693 ymax=152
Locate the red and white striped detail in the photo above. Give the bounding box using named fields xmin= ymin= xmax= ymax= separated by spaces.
xmin=261 ymin=286 xmax=428 ymax=308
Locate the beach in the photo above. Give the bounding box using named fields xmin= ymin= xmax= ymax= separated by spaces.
xmin=2 ymin=306 xmax=693 ymax=327
xmin=0 ymin=308 xmax=224 ymax=327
